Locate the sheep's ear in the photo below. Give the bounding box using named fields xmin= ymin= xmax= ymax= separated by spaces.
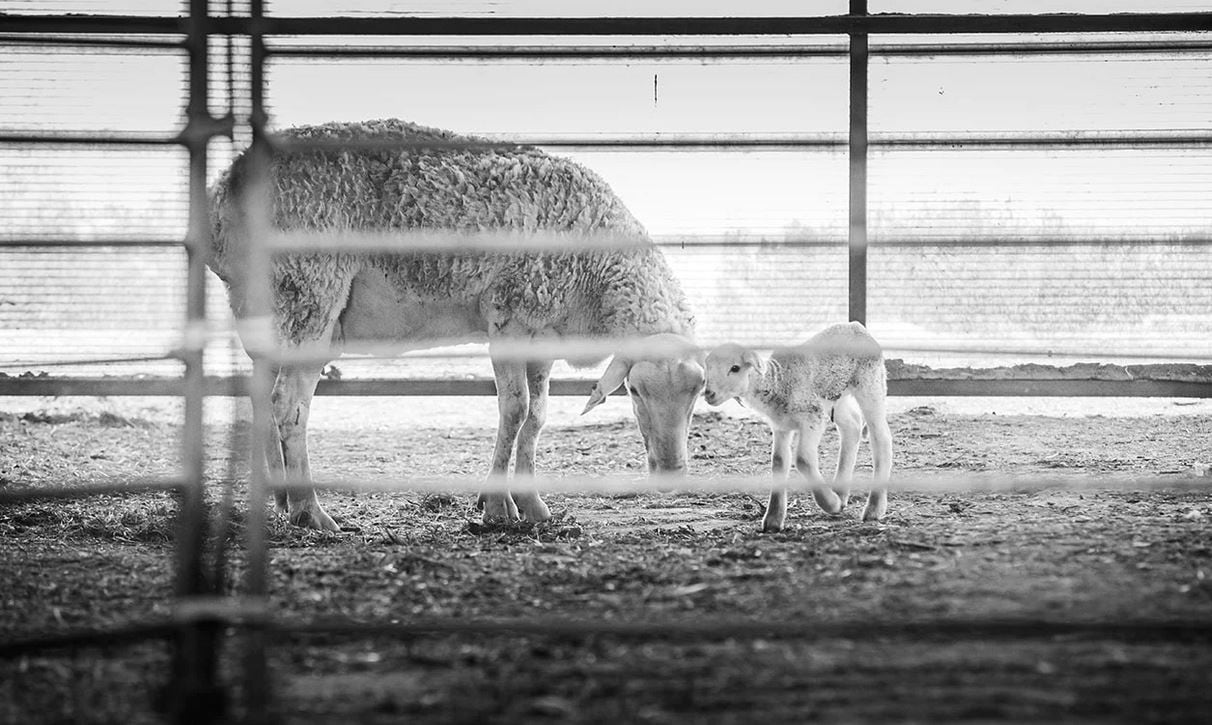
xmin=742 ymin=350 xmax=765 ymax=375
xmin=582 ymin=356 xmax=631 ymax=415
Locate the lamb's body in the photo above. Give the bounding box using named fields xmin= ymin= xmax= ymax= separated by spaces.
xmin=209 ymin=119 xmax=702 ymax=530
xmin=704 ymin=322 xmax=892 ymax=531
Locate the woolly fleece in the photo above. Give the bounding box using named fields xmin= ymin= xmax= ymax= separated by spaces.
xmin=208 ymin=119 xmax=695 ymax=357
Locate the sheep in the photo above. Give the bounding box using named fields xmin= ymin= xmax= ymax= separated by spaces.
xmin=207 ymin=119 xmax=703 ymax=532
xmin=702 ymin=322 xmax=892 ymax=532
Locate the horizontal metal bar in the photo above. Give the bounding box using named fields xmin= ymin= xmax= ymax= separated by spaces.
xmin=275 ymin=616 xmax=1212 ymax=644
xmin=0 ymin=238 xmax=185 ymax=248
xmin=0 ymin=479 xmax=184 ymax=503
xmin=269 ymin=133 xmax=848 ymax=151
xmin=0 ymin=33 xmax=183 ymax=50
xmin=865 ymin=237 xmax=1212 ymax=248
xmin=0 ymin=236 xmax=1206 ymax=251
xmin=873 ymin=131 xmax=1212 ymax=149
xmin=888 ymin=379 xmax=1212 ymax=398
xmin=266 ymin=43 xmax=850 ymax=59
xmin=5 ymin=614 xmax=1207 ymax=661
xmin=0 ymin=354 xmax=180 ymax=370
xmin=267 ymin=39 xmax=1212 ymax=60
xmin=0 ymin=15 xmax=187 ymax=35
xmin=251 ymin=14 xmax=1212 ymax=36
xmin=267 ymin=130 xmax=1212 ymax=152
xmin=4 ymin=13 xmax=1210 ymax=37
xmin=266 ymin=472 xmax=1212 ymax=498
xmin=0 ymin=623 xmax=178 ymax=658
xmin=0 ymin=133 xmax=181 ymax=146
xmin=0 ymin=376 xmax=1208 ymax=398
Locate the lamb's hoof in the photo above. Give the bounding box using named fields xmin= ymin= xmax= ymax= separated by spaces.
xmin=760 ymin=518 xmax=784 ymax=533
xmin=289 ymin=504 xmax=340 ymax=533
xmin=813 ymin=489 xmax=845 ymax=516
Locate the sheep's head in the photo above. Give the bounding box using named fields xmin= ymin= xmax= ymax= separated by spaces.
xmin=703 ymin=343 xmax=764 ymax=406
xmin=582 ymin=333 xmax=704 ymax=474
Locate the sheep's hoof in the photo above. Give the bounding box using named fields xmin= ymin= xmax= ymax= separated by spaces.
xmin=520 ymin=497 xmax=551 ymax=523
xmin=760 ymin=518 xmax=784 ymax=533
xmin=481 ymin=493 xmax=520 ymax=523
xmin=861 ymin=501 xmax=887 ymax=522
xmin=289 ymin=504 xmax=340 ymax=533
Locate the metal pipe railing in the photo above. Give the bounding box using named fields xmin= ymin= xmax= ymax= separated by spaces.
xmin=3 ymin=12 xmax=1211 ymax=37
xmin=2 ymin=8 xmax=1211 ymax=724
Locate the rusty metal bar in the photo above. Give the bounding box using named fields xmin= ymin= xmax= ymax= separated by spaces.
xmin=849 ymin=0 xmax=869 ymax=326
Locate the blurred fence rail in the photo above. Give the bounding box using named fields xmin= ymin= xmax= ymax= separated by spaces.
xmin=2 ymin=4 xmax=1212 ymax=725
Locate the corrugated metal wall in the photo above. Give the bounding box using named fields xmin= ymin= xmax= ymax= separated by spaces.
xmin=1 ymin=2 xmax=1209 ymax=380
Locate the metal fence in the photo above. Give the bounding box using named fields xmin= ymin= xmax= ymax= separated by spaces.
xmin=2 ymin=3 xmax=1212 ymax=723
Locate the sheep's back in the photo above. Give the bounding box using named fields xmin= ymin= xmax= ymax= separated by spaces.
xmin=207 ymin=119 xmax=694 ymax=343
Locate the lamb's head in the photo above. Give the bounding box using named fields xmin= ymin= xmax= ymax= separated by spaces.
xmin=703 ymin=343 xmax=764 ymax=406
xmin=581 ymin=333 xmax=704 ymax=474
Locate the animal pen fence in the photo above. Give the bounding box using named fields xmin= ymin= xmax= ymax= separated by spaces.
xmin=1 ymin=2 xmax=1211 ymax=723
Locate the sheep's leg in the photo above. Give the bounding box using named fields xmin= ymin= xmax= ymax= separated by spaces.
xmin=511 ymin=360 xmax=553 ymax=522
xmin=831 ymin=396 xmax=864 ymax=511
xmin=251 ymin=359 xmax=291 ymax=515
xmin=796 ymin=415 xmax=844 ymax=516
xmin=853 ymin=386 xmax=893 ymax=522
xmin=762 ymin=429 xmax=794 ymax=533
xmin=483 ymin=357 xmax=527 ymax=522
xmin=271 ymin=364 xmax=339 ymax=532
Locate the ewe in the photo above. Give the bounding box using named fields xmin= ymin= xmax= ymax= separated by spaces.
xmin=703 ymin=322 xmax=892 ymax=531
xmin=208 ymin=119 xmax=703 ymax=531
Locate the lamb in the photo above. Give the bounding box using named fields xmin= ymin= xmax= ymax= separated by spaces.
xmin=207 ymin=119 xmax=703 ymax=532
xmin=702 ymin=322 xmax=892 ymax=532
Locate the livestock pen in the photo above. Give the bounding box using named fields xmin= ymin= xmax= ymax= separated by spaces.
xmin=2 ymin=2 xmax=1212 ymax=723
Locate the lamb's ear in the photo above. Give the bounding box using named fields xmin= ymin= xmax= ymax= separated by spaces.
xmin=582 ymin=356 xmax=631 ymax=415
xmin=742 ymin=349 xmax=766 ymax=375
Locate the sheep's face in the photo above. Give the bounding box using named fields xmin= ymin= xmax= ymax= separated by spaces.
xmin=703 ymin=344 xmax=763 ymax=406
xmin=626 ymin=357 xmax=705 ymax=474
xmin=582 ymin=333 xmax=704 ymax=475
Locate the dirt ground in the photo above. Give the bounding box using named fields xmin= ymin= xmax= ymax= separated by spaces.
xmin=1 ymin=399 xmax=1211 ymax=723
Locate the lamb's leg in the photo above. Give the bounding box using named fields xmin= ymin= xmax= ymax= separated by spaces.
xmin=831 ymin=396 xmax=864 ymax=511
xmin=271 ymin=364 xmax=339 ymax=532
xmin=796 ymin=414 xmax=844 ymax=516
xmin=483 ymin=357 xmax=527 ymax=522
xmin=853 ymin=386 xmax=893 ymax=522
xmin=511 ymin=360 xmax=553 ymax=522
xmin=762 ymin=429 xmax=794 ymax=532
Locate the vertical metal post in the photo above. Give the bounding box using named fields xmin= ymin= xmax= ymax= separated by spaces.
xmin=243 ymin=0 xmax=273 ymax=720
xmin=170 ymin=0 xmax=224 ymax=722
xmin=848 ymin=0 xmax=869 ymax=325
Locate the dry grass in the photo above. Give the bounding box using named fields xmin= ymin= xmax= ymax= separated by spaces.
xmin=1 ymin=403 xmax=1211 ymax=722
